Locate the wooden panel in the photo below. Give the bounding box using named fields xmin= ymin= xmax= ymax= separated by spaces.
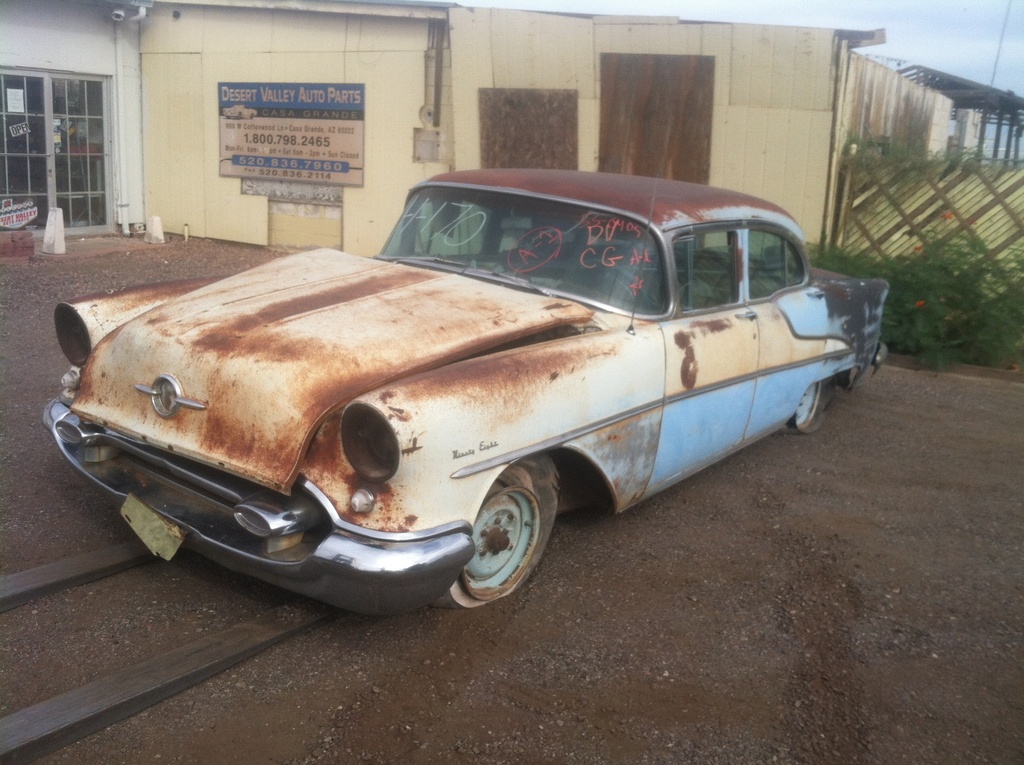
xmin=489 ymin=11 xmax=594 ymax=93
xmin=728 ymin=24 xmax=834 ymax=112
xmin=0 ymin=604 xmax=329 ymax=764
xmin=449 ymin=7 xmax=495 ymax=170
xmin=268 ymin=51 xmax=351 ymax=80
xmin=142 ymin=53 xmax=209 ymax=236
xmin=269 ymin=202 xmax=342 ymax=248
xmin=739 ymin=106 xmax=769 ymax=191
xmin=797 ymin=110 xmax=835 ymax=232
xmin=599 ymin=53 xmax=714 ymax=184
xmin=199 ymin=52 xmax=270 ymax=244
xmin=578 ymin=97 xmax=600 ymax=171
xmin=0 ymin=543 xmax=151 ymax=613
xmin=843 ymin=56 xmax=952 ymax=154
xmin=267 ymin=9 xmax=352 ymax=52
xmin=345 ymin=15 xmax=430 ymax=52
xmin=479 ymin=88 xmax=578 ymax=170
xmin=743 ymin=26 xmax=774 ymax=109
xmin=201 ymin=7 xmax=273 ymax=52
xmin=139 ymin=4 xmax=207 ymax=54
xmin=344 ymin=49 xmax=442 ymax=254
xmin=774 ymin=109 xmax=833 ymax=235
xmin=803 ymin=28 xmax=838 ymax=111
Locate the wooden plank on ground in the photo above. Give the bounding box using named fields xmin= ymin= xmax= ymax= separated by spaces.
xmin=0 ymin=603 xmax=331 ymax=765
xmin=0 ymin=542 xmax=154 ymax=614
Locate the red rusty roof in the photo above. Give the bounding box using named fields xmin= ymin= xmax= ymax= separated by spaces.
xmin=423 ymin=169 xmax=802 ymax=237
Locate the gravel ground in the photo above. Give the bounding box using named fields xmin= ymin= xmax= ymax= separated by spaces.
xmin=1 ymin=238 xmax=1022 ymax=764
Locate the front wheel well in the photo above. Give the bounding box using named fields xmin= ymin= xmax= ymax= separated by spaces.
xmin=547 ymin=448 xmax=615 ymax=515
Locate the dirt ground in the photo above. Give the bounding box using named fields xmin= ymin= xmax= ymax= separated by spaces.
xmin=1 ymin=238 xmax=1022 ymax=765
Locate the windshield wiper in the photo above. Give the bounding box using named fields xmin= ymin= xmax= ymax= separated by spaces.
xmin=385 ymin=256 xmax=468 ymax=270
xmin=464 ymin=268 xmax=555 ymax=297
xmin=386 ymin=258 xmax=555 ymax=297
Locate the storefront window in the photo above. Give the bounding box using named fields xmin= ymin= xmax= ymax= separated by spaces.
xmin=1 ymin=73 xmax=49 ymax=230
xmin=54 ymin=77 xmax=107 ymax=227
xmin=1 ymin=71 xmax=109 ymax=232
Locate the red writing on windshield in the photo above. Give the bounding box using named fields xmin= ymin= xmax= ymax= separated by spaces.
xmin=508 ymin=227 xmax=563 ymax=273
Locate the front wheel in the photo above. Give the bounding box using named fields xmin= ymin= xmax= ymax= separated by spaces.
xmin=436 ymin=455 xmax=558 ymax=608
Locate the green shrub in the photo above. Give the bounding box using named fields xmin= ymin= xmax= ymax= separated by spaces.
xmin=813 ymin=239 xmax=1024 ymax=370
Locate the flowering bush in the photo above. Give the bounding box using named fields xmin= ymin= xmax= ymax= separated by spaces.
xmin=813 ymin=238 xmax=1024 ymax=370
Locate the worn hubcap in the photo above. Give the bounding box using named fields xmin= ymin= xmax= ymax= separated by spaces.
xmin=793 ymin=381 xmax=820 ymax=427
xmin=464 ymin=487 xmax=538 ymax=596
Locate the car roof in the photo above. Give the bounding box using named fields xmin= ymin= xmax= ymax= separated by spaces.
xmin=422 ymin=169 xmax=804 ymax=240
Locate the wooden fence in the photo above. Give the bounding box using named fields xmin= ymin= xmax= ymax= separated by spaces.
xmin=834 ymin=158 xmax=1024 ymax=261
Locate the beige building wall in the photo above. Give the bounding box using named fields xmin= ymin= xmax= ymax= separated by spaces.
xmin=141 ymin=3 xmax=449 ymax=254
xmin=140 ymin=4 xmax=858 ymax=250
xmin=449 ymin=8 xmax=841 ymax=242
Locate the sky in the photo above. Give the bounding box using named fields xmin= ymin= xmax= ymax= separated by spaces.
xmin=459 ymin=0 xmax=1024 ymax=95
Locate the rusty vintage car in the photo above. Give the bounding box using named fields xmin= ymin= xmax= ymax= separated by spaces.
xmin=44 ymin=170 xmax=888 ymax=614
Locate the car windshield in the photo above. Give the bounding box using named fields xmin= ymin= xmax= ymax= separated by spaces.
xmin=379 ymin=186 xmax=667 ymax=315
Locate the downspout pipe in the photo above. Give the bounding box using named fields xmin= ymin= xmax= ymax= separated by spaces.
xmin=111 ymin=6 xmax=145 ymax=235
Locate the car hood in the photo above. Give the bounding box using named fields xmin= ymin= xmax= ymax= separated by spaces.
xmin=72 ymin=249 xmax=596 ymax=491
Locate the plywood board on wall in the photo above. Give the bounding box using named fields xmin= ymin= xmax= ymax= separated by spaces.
xmin=599 ymin=53 xmax=714 ymax=184
xmin=479 ymin=88 xmax=578 ymax=169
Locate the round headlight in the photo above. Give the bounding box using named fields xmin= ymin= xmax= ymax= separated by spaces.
xmin=341 ymin=403 xmax=400 ymax=482
xmin=55 ymin=303 xmax=92 ymax=366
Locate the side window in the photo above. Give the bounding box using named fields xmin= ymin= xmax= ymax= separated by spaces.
xmin=674 ymin=230 xmax=738 ymax=311
xmin=748 ymin=230 xmax=806 ymax=300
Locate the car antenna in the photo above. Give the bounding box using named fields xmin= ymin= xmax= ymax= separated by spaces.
xmin=627 ymin=175 xmax=659 ymax=336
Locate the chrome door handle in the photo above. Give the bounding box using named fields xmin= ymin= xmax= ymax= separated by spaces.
xmin=734 ymin=309 xmax=757 ymax=321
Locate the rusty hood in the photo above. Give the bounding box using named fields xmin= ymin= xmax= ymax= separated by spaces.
xmin=71 ymin=249 xmax=596 ymax=491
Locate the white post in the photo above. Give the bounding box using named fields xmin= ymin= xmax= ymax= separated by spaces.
xmin=42 ymin=208 xmax=66 ymax=255
xmin=144 ymin=215 xmax=165 ymax=244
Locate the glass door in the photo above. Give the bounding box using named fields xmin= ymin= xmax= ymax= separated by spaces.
xmin=1 ymin=73 xmax=49 ymax=231
xmin=1 ymin=71 xmax=110 ymax=234
xmin=53 ymin=77 xmax=107 ymax=229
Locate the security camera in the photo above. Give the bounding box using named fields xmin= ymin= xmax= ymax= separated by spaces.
xmin=111 ymin=8 xmax=125 ymax=21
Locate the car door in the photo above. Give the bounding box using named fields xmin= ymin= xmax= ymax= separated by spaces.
xmin=646 ymin=229 xmax=760 ymax=496
xmin=742 ymin=228 xmax=837 ymax=438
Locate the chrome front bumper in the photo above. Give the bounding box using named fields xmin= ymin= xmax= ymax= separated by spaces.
xmin=44 ymin=399 xmax=474 ymax=615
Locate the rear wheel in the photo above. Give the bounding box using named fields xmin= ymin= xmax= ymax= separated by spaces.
xmin=788 ymin=379 xmax=833 ymax=434
xmin=436 ymin=455 xmax=558 ymax=608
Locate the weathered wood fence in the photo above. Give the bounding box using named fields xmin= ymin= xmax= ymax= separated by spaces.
xmin=834 ymin=158 xmax=1024 ymax=261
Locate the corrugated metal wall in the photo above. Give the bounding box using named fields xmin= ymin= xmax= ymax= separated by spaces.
xmin=449 ymin=9 xmax=840 ymax=240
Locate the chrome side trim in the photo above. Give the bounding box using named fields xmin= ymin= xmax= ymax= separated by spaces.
xmin=664 ymin=349 xmax=854 ymax=407
xmin=451 ymin=398 xmax=663 ymax=479
xmin=451 ymin=348 xmax=855 ymax=479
